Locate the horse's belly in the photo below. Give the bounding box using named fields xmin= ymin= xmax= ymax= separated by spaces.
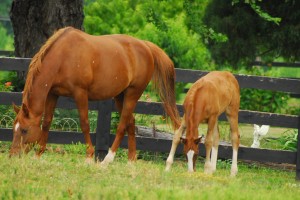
xmin=87 ymin=83 xmax=127 ymax=100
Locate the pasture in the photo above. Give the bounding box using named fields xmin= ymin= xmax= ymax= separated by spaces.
xmin=0 ymin=143 xmax=299 ymax=200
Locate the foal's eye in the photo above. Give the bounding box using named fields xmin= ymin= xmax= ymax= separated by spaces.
xmin=21 ymin=129 xmax=28 ymax=134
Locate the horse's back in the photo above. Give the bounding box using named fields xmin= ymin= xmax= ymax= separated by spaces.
xmin=185 ymin=71 xmax=240 ymax=117
xmin=47 ymin=28 xmax=155 ymax=100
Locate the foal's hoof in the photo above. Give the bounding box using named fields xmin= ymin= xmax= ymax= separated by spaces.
xmin=34 ymin=154 xmax=41 ymax=160
xmin=204 ymin=163 xmax=213 ymax=175
xmin=165 ymin=165 xmax=171 ymax=172
xmin=230 ymin=166 xmax=238 ymax=177
xmin=230 ymin=170 xmax=238 ymax=177
xmin=99 ymin=160 xmax=110 ymax=168
xmin=85 ymin=157 xmax=94 ymax=165
xmin=165 ymin=159 xmax=173 ymax=172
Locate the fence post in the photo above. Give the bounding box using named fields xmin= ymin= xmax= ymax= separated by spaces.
xmin=296 ymin=115 xmax=300 ymax=180
xmin=95 ymin=99 xmax=113 ymax=162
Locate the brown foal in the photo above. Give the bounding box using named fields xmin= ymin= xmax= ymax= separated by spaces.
xmin=165 ymin=71 xmax=240 ymax=177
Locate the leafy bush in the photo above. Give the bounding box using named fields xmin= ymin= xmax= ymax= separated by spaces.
xmin=0 ymin=81 xmax=15 ymax=127
xmin=240 ymin=88 xmax=289 ymax=113
xmin=0 ymin=24 xmax=13 ymax=50
xmin=267 ymin=130 xmax=298 ymax=151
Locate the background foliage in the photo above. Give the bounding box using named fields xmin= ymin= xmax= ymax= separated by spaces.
xmin=202 ymin=0 xmax=300 ymax=68
xmin=0 ymin=0 xmax=298 ymax=121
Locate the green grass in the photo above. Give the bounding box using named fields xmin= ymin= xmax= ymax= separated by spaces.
xmin=0 ymin=143 xmax=300 ymax=200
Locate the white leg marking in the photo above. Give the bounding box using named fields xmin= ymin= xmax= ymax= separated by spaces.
xmin=85 ymin=157 xmax=93 ymax=165
xmin=165 ymin=125 xmax=184 ymax=172
xmin=204 ymin=160 xmax=213 ymax=174
xmin=15 ymin=122 xmax=20 ymax=132
xmin=187 ymin=150 xmax=195 ymax=172
xmin=211 ymin=147 xmax=218 ymax=172
xmin=165 ymin=155 xmax=174 ymax=172
xmin=230 ymin=149 xmax=238 ymax=177
xmin=100 ymin=149 xmax=116 ymax=167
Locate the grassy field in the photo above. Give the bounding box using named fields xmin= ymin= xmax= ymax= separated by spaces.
xmin=0 ymin=142 xmax=300 ymax=200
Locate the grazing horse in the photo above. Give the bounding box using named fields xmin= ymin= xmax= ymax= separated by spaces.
xmin=10 ymin=27 xmax=180 ymax=164
xmin=165 ymin=71 xmax=240 ymax=177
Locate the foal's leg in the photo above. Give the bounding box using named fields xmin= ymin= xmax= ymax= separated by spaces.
xmin=211 ymin=122 xmax=219 ymax=173
xmin=226 ymin=107 xmax=240 ymax=177
xmin=36 ymin=94 xmax=58 ymax=157
xmin=101 ymin=88 xmax=141 ymax=166
xmin=165 ymin=118 xmax=186 ymax=171
xmin=204 ymin=116 xmax=217 ymax=175
xmin=74 ymin=90 xmax=94 ymax=164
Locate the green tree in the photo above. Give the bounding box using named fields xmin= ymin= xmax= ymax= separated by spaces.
xmin=0 ymin=24 xmax=13 ymax=50
xmin=202 ymin=0 xmax=300 ymax=68
xmin=84 ymin=0 xmax=212 ymax=70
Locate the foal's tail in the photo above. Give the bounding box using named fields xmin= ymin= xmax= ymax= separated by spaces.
xmin=145 ymin=41 xmax=181 ymax=129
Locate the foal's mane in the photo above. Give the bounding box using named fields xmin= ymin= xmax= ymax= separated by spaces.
xmin=23 ymin=27 xmax=73 ymax=103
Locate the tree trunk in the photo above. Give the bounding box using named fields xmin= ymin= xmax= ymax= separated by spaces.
xmin=10 ymin=0 xmax=84 ymax=58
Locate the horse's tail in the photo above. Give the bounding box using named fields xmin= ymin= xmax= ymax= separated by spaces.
xmin=144 ymin=41 xmax=181 ymax=129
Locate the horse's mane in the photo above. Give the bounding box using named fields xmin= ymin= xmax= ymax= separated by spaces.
xmin=23 ymin=27 xmax=73 ymax=103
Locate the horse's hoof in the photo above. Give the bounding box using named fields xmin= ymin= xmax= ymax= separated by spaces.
xmin=99 ymin=160 xmax=109 ymax=168
xmin=85 ymin=157 xmax=94 ymax=165
xmin=165 ymin=166 xmax=171 ymax=172
xmin=230 ymin=166 xmax=238 ymax=177
xmin=230 ymin=170 xmax=238 ymax=177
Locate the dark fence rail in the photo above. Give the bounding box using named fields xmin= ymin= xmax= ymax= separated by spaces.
xmin=252 ymin=61 xmax=300 ymax=68
xmin=0 ymin=57 xmax=299 ymax=179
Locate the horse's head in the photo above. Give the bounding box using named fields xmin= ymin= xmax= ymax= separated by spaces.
xmin=10 ymin=103 xmax=42 ymax=156
xmin=180 ymin=135 xmax=202 ymax=172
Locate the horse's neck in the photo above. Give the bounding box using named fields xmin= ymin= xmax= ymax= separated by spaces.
xmin=25 ymin=73 xmax=54 ymax=117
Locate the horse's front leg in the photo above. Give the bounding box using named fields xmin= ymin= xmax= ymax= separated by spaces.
xmin=204 ymin=116 xmax=217 ymax=175
xmin=211 ymin=122 xmax=220 ymax=173
xmin=166 ymin=118 xmax=186 ymax=171
xmin=74 ymin=90 xmax=94 ymax=164
xmin=36 ymin=94 xmax=58 ymax=158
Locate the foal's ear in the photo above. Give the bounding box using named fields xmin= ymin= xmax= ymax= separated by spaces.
xmin=12 ymin=103 xmax=20 ymax=114
xmin=180 ymin=137 xmax=187 ymax=144
xmin=194 ymin=136 xmax=202 ymax=145
xmin=22 ymin=103 xmax=30 ymax=118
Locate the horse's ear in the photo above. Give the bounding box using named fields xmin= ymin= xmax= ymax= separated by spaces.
xmin=13 ymin=103 xmax=20 ymax=114
xmin=22 ymin=103 xmax=30 ymax=118
xmin=194 ymin=136 xmax=202 ymax=145
xmin=180 ymin=137 xmax=187 ymax=144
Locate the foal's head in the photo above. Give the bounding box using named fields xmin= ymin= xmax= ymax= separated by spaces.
xmin=10 ymin=104 xmax=42 ymax=156
xmin=180 ymin=135 xmax=202 ymax=172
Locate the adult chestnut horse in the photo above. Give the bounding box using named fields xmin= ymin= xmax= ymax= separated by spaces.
xmin=165 ymin=71 xmax=240 ymax=177
xmin=10 ymin=27 xmax=180 ymax=165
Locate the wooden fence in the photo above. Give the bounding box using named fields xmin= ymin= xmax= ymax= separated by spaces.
xmin=0 ymin=57 xmax=300 ymax=178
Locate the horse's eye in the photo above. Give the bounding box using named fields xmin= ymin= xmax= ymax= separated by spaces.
xmin=21 ymin=129 xmax=28 ymax=134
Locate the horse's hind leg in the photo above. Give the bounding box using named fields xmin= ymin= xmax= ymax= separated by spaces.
xmin=74 ymin=90 xmax=94 ymax=164
xmin=113 ymin=93 xmax=136 ymax=161
xmin=36 ymin=93 xmax=58 ymax=157
xmin=226 ymin=106 xmax=240 ymax=177
xmin=211 ymin=122 xmax=219 ymax=173
xmin=127 ymin=115 xmax=136 ymax=161
xmin=101 ymin=88 xmax=141 ymax=166
xmin=166 ymin=118 xmax=186 ymax=171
